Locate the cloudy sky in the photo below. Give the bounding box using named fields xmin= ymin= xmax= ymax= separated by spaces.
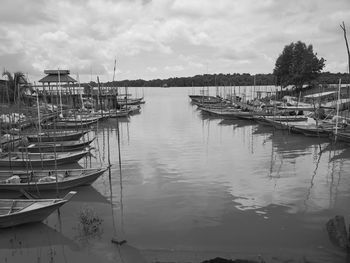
xmin=0 ymin=0 xmax=349 ymax=83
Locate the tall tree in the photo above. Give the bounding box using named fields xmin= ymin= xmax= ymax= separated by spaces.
xmin=2 ymin=71 xmax=31 ymax=103
xmin=273 ymin=41 xmax=325 ymax=90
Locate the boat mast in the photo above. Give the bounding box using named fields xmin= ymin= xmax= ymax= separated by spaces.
xmin=58 ymin=69 xmax=63 ymax=117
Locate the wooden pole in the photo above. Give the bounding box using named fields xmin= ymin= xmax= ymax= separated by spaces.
xmin=340 ymin=22 xmax=350 ymax=74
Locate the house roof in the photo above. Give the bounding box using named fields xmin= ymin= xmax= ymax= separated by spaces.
xmin=38 ymin=70 xmax=77 ymax=83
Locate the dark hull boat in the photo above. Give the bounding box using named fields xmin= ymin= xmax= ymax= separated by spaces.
xmin=289 ymin=125 xmax=331 ymax=137
xmin=41 ymin=120 xmax=97 ymax=129
xmin=26 ymin=130 xmax=89 ymax=142
xmin=0 ymin=167 xmax=107 ymax=191
xmin=0 ymin=150 xmax=89 ymax=167
xmin=117 ymin=97 xmax=145 ymax=106
xmin=0 ymin=191 xmax=76 ymax=228
xmin=18 ymin=138 xmax=95 ymax=153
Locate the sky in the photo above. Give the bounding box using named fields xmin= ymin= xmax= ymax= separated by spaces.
xmin=0 ymin=0 xmax=349 ymax=83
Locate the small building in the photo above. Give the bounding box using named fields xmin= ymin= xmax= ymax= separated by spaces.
xmin=37 ymin=70 xmax=82 ymax=108
xmin=38 ymin=70 xmax=78 ymax=94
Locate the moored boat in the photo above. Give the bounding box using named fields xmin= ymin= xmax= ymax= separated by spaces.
xmin=0 ymin=150 xmax=89 ymax=167
xmin=41 ymin=120 xmax=97 ymax=129
xmin=0 ymin=191 xmax=76 ymax=228
xmin=26 ymin=130 xmax=89 ymax=142
xmin=18 ymin=138 xmax=95 ymax=153
xmin=0 ymin=166 xmax=108 ymax=191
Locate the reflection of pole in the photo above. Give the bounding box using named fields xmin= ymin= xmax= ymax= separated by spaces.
xmin=335 ymin=79 xmax=341 ymax=140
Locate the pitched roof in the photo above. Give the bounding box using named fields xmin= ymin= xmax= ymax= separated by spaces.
xmin=38 ymin=70 xmax=77 ymax=83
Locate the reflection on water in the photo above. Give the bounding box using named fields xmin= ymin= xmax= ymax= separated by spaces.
xmin=2 ymin=87 xmax=350 ymax=262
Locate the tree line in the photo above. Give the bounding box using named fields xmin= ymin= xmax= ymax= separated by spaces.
xmin=100 ymin=71 xmax=349 ymax=88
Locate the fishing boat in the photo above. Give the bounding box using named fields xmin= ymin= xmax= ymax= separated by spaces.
xmin=0 ymin=166 xmax=108 ymax=191
xmin=0 ymin=191 xmax=76 ymax=228
xmin=201 ymin=108 xmax=254 ymax=120
xmin=26 ymin=130 xmax=89 ymax=142
xmin=189 ymin=95 xmax=223 ymax=104
xmin=17 ymin=138 xmax=95 ymax=153
xmin=117 ymin=97 xmax=145 ymax=106
xmin=0 ymin=150 xmax=89 ymax=167
xmin=41 ymin=120 xmax=97 ymax=129
xmin=289 ymin=124 xmax=331 ymax=137
xmin=109 ymin=109 xmax=130 ymax=118
xmin=59 ymin=116 xmax=102 ymax=123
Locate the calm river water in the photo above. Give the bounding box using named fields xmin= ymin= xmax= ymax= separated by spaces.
xmin=1 ymin=87 xmax=350 ymax=263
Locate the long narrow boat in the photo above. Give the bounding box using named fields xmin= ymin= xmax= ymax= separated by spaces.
xmin=189 ymin=95 xmax=223 ymax=104
xmin=59 ymin=116 xmax=102 ymax=123
xmin=201 ymin=108 xmax=254 ymax=120
xmin=117 ymin=97 xmax=145 ymax=106
xmin=0 ymin=191 xmax=76 ymax=228
xmin=289 ymin=124 xmax=331 ymax=137
xmin=109 ymin=109 xmax=130 ymax=118
xmin=26 ymin=130 xmax=89 ymax=142
xmin=0 ymin=150 xmax=89 ymax=167
xmin=41 ymin=120 xmax=97 ymax=129
xmin=0 ymin=167 xmax=108 ymax=191
xmin=17 ymin=138 xmax=95 ymax=153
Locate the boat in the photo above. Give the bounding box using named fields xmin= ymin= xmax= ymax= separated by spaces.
xmin=117 ymin=97 xmax=145 ymax=106
xmin=109 ymin=109 xmax=130 ymax=118
xmin=41 ymin=120 xmax=97 ymax=129
xmin=190 ymin=95 xmax=223 ymax=105
xmin=0 ymin=191 xmax=76 ymax=228
xmin=17 ymin=138 xmax=95 ymax=153
xmin=0 ymin=150 xmax=89 ymax=167
xmin=0 ymin=166 xmax=108 ymax=191
xmin=289 ymin=124 xmax=332 ymax=137
xmin=26 ymin=130 xmax=89 ymax=142
xmin=58 ymin=115 xmax=102 ymax=123
xmin=201 ymin=107 xmax=254 ymax=120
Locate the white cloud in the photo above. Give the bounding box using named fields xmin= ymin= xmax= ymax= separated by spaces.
xmin=0 ymin=0 xmax=349 ymax=82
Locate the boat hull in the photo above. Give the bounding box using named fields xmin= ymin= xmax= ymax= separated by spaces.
xmin=27 ymin=131 xmax=88 ymax=142
xmin=0 ymin=200 xmax=67 ymax=228
xmin=0 ymin=151 xmax=89 ymax=167
xmin=0 ymin=168 xmax=107 ymax=191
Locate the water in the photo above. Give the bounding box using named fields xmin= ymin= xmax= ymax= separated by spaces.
xmin=1 ymin=87 xmax=350 ymax=262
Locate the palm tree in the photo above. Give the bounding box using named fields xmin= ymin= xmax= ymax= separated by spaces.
xmin=2 ymin=71 xmax=32 ymax=104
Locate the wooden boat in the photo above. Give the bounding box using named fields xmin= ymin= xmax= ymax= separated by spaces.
xmin=117 ymin=97 xmax=144 ymax=106
xmin=189 ymin=95 xmax=223 ymax=104
xmin=0 ymin=191 xmax=76 ymax=228
xmin=18 ymin=138 xmax=95 ymax=153
xmin=289 ymin=124 xmax=331 ymax=137
xmin=201 ymin=108 xmax=254 ymax=119
xmin=26 ymin=130 xmax=89 ymax=142
xmin=59 ymin=116 xmax=102 ymax=123
xmin=41 ymin=120 xmax=97 ymax=129
xmin=0 ymin=166 xmax=108 ymax=191
xmin=0 ymin=150 xmax=89 ymax=167
xmin=109 ymin=109 xmax=130 ymax=118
